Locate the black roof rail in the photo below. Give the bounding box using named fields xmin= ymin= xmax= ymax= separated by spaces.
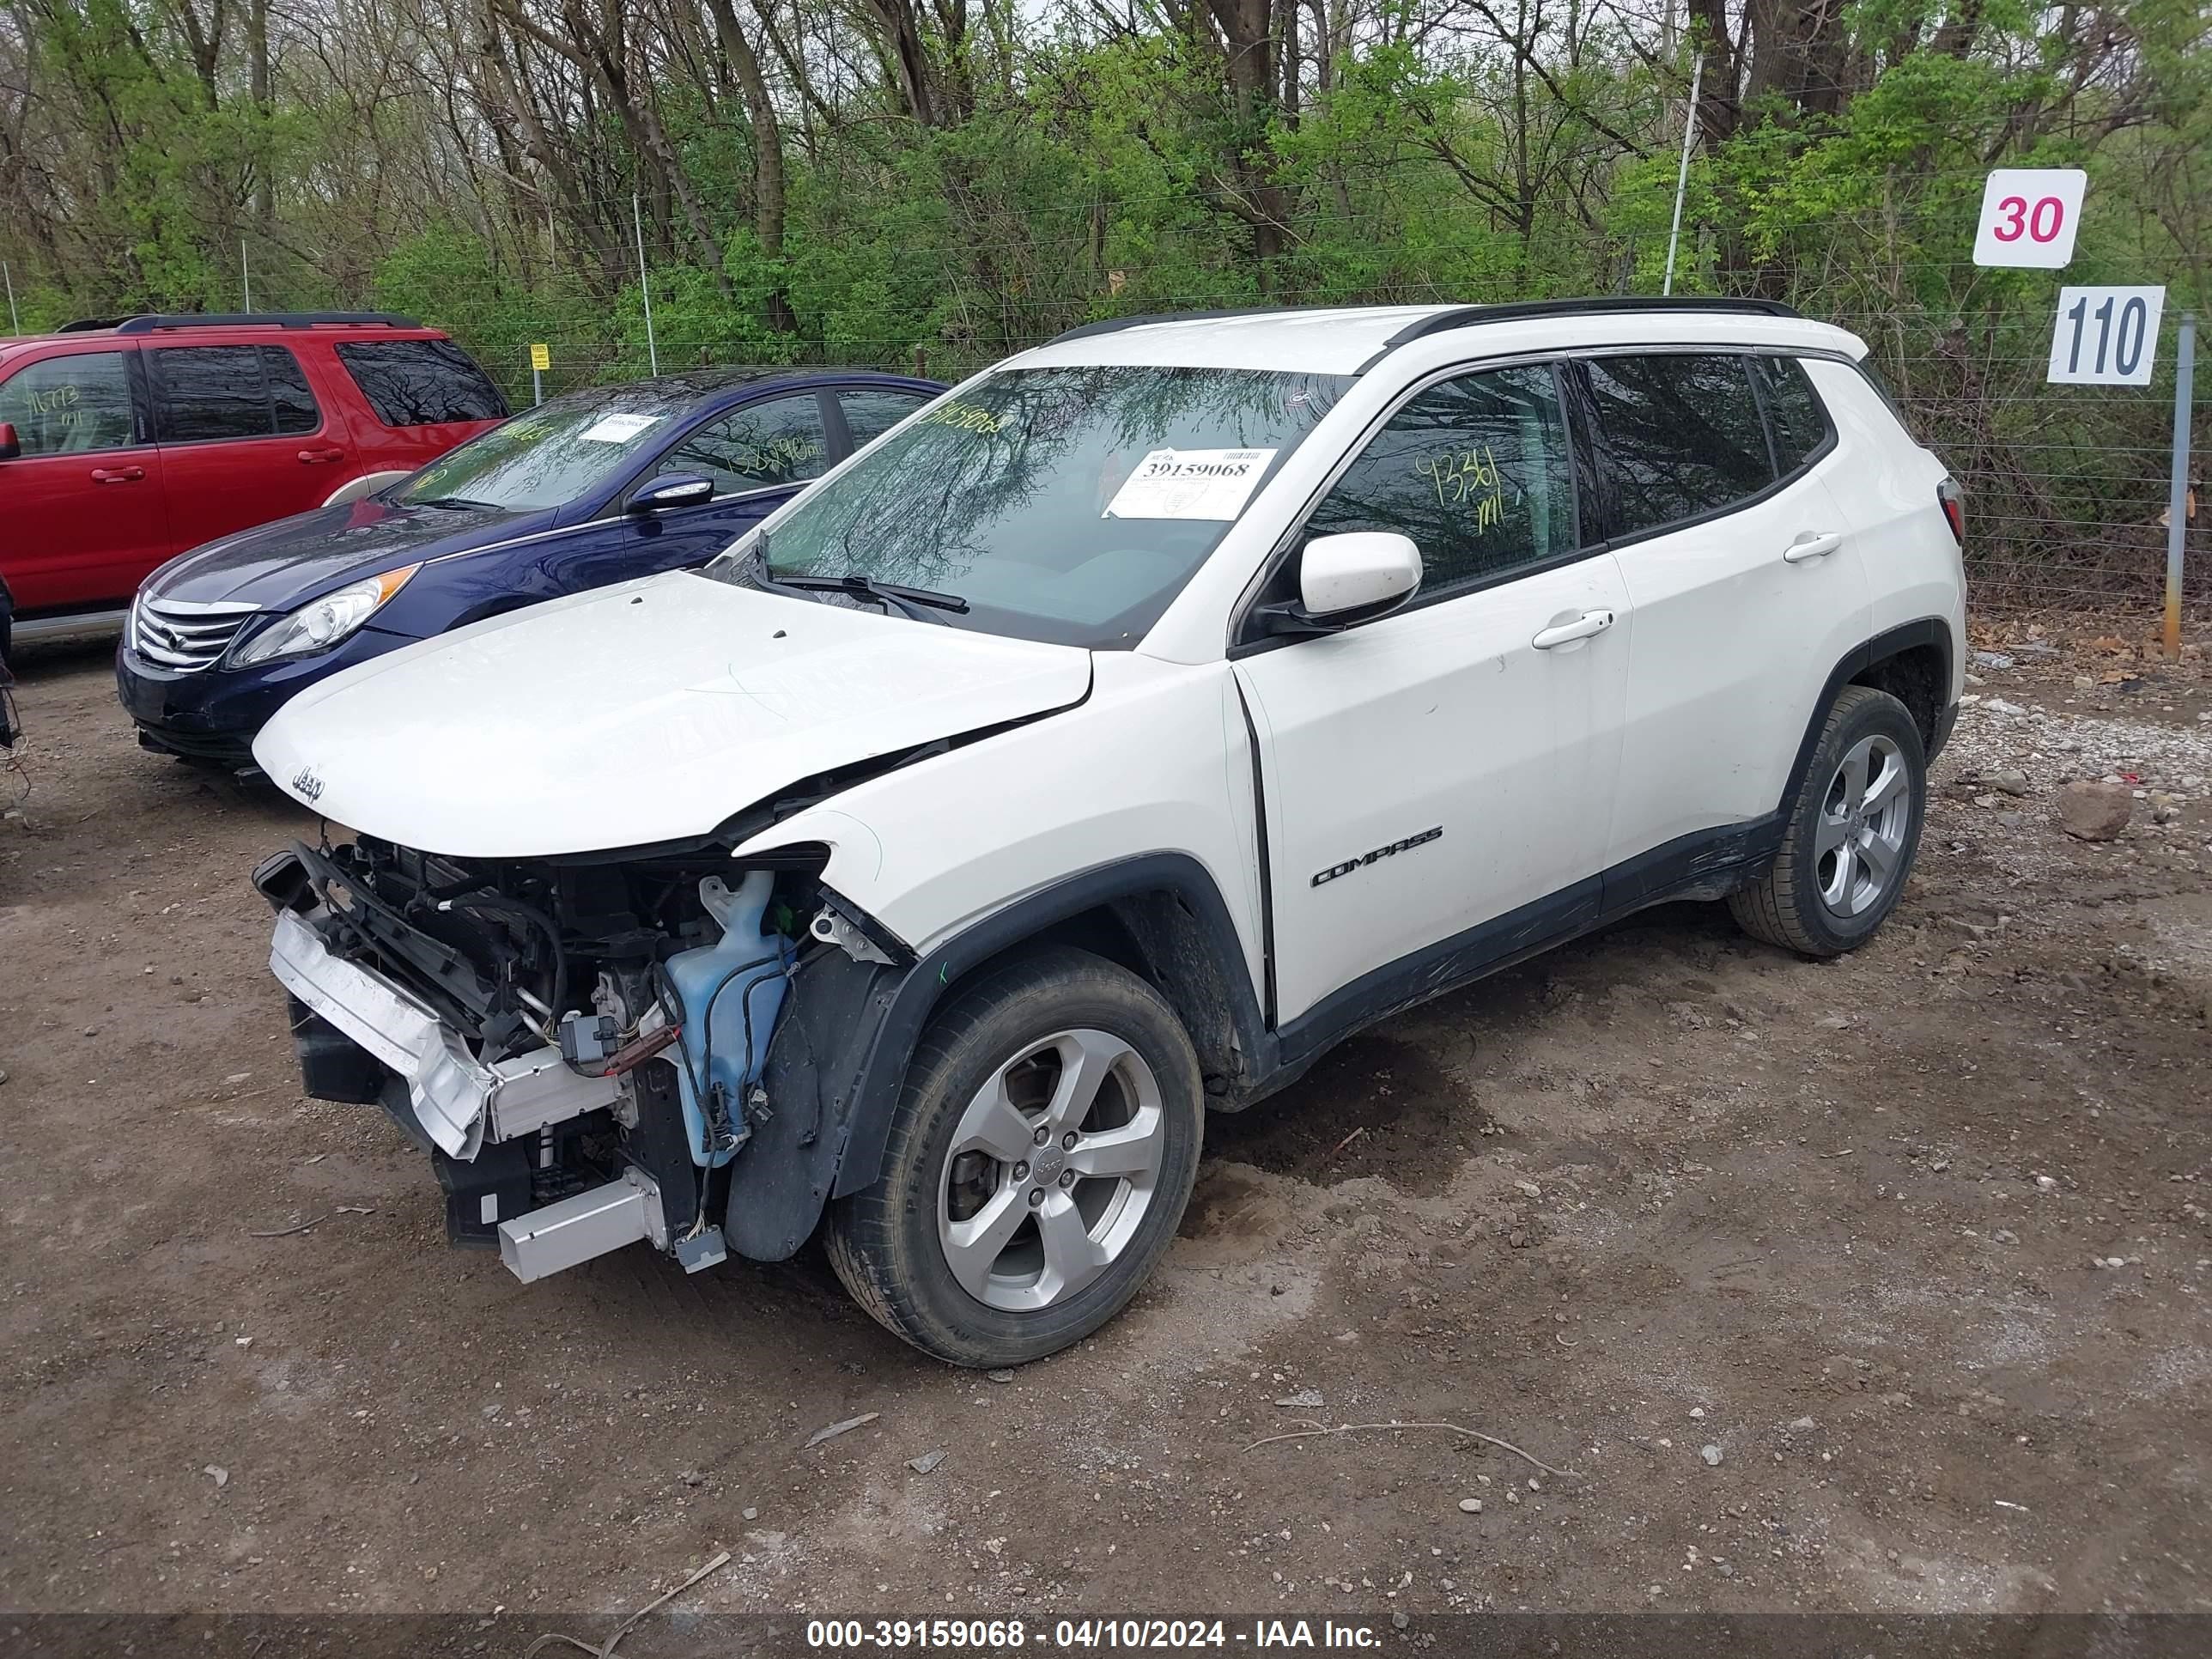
xmin=1039 ymin=295 xmax=1805 ymax=362
xmin=70 ymin=311 xmax=424 ymax=335
xmin=1382 ymin=295 xmax=1801 ymax=349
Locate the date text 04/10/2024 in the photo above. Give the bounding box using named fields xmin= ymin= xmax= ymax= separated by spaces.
xmin=804 ymin=1618 xmax=1384 ymax=1649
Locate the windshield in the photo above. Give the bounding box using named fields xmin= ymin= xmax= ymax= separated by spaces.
xmin=392 ymin=398 xmax=676 ymax=511
xmin=708 ymin=364 xmax=1351 ymax=647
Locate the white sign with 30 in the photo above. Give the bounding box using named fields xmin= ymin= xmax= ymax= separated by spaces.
xmin=1973 ymin=168 xmax=2087 ymax=269
xmin=2046 ymin=285 xmax=2166 ymax=386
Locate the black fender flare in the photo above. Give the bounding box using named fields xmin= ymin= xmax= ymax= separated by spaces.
xmin=830 ymin=852 xmax=1267 ymax=1199
xmin=721 ymin=852 xmax=1267 ymax=1260
xmin=1777 ymin=617 xmax=1957 ymax=817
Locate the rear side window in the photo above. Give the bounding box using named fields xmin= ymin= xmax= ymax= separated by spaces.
xmin=658 ymin=393 xmax=830 ymax=495
xmin=0 ymin=351 xmax=136 ymax=454
xmin=1584 ymin=354 xmax=1775 ymax=538
xmin=1748 ymin=356 xmax=1831 ymax=471
xmin=335 ymin=339 xmax=508 ymax=427
xmin=151 ymin=345 xmax=321 ymax=442
xmin=838 ymin=387 xmax=932 ymax=449
xmin=1304 ymin=363 xmax=1579 ymax=596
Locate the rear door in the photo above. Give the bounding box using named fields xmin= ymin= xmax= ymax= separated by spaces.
xmin=1584 ymin=350 xmax=1871 ymax=896
xmin=0 ymin=345 xmax=168 ymax=610
xmin=149 ymin=343 xmax=338 ymax=554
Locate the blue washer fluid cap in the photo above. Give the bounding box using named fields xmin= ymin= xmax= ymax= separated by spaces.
xmin=664 ymin=871 xmax=794 ymax=1167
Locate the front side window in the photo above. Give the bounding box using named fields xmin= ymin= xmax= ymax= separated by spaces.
xmin=656 ymin=394 xmax=830 ymax=495
xmin=1303 ymin=363 xmax=1579 ymax=596
xmin=713 ymin=365 xmax=1352 ymax=648
xmin=390 ymin=397 xmax=674 ymax=512
xmin=0 ymin=351 xmax=135 ymax=454
xmin=1584 ymin=354 xmax=1775 ymax=538
xmin=335 ymin=339 xmax=508 ymax=427
xmin=838 ymin=387 xmax=932 ymax=449
xmin=151 ymin=344 xmax=320 ymax=442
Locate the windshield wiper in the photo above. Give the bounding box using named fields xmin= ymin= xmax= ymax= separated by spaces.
xmin=408 ymin=495 xmax=497 ymax=510
xmin=778 ymin=574 xmax=969 ymax=617
xmin=740 ymin=545 xmax=968 ymax=620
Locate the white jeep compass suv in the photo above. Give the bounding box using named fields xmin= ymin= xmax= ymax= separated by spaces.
xmin=251 ymin=298 xmax=1965 ymax=1367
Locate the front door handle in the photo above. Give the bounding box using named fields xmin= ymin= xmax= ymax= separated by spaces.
xmin=1532 ymin=609 xmax=1616 ymax=650
xmin=90 ymin=465 xmax=145 ymax=484
xmin=297 ymin=447 xmax=346 ymax=464
xmin=1784 ymin=531 xmax=1844 ymax=563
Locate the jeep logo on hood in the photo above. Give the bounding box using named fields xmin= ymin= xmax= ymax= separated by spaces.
xmin=291 ymin=766 xmax=326 ymax=802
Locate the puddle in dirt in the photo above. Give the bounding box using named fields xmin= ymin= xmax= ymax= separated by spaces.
xmin=1200 ymin=1032 xmax=1494 ymax=1196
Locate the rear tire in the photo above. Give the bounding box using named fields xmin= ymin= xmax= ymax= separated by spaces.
xmin=1730 ymin=684 xmax=1925 ymax=957
xmin=825 ymin=946 xmax=1204 ymax=1368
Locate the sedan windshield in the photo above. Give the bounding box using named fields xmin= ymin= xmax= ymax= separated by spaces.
xmin=392 ymin=398 xmax=676 ymax=512
xmin=709 ymin=364 xmax=1351 ymax=647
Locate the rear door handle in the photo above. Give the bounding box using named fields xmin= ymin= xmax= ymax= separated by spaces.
xmin=90 ymin=465 xmax=145 ymax=484
xmin=297 ymin=447 xmax=346 ymax=464
xmin=1784 ymin=531 xmax=1844 ymax=563
xmin=1532 ymin=609 xmax=1616 ymax=650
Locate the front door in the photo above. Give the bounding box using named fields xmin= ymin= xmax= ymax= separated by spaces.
xmin=591 ymin=391 xmax=842 ymax=590
xmin=1233 ymin=361 xmax=1632 ymax=1032
xmin=0 ymin=346 xmax=168 ymax=611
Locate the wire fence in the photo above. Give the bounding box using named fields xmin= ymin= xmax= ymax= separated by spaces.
xmin=44 ymin=209 xmax=2208 ymax=631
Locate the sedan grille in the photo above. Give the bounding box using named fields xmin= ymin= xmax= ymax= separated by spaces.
xmin=131 ymin=596 xmax=258 ymax=672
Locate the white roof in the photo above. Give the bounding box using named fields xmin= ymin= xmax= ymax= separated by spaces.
xmin=1013 ymin=302 xmax=1863 ymax=375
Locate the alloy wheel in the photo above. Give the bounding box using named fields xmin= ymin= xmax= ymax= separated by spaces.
xmin=1814 ymin=732 xmax=1911 ymax=919
xmin=937 ymin=1028 xmax=1167 ymax=1313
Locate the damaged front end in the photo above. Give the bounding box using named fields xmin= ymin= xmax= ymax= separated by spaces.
xmin=256 ymin=831 xmax=906 ymax=1282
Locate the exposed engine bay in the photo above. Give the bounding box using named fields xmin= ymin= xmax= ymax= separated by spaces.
xmin=254 ymin=829 xmax=907 ymax=1279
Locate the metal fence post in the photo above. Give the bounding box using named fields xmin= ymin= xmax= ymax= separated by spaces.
xmin=1662 ymin=53 xmax=1703 ymax=297
xmin=531 ymin=350 xmax=543 ymax=407
xmin=2166 ymin=311 xmax=2196 ymax=661
xmin=632 ymin=192 xmax=659 ymax=378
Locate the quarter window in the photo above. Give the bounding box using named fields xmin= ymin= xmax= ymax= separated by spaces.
xmin=658 ymin=394 xmax=830 ymax=495
xmin=151 ymin=344 xmax=321 ymax=442
xmin=0 ymin=351 xmax=136 ymax=454
xmin=838 ymin=387 xmax=932 ymax=450
xmin=1304 ymin=363 xmax=1579 ymax=595
xmin=1584 ymin=354 xmax=1775 ymax=538
xmin=334 ymin=339 xmax=508 ymax=427
xmin=1749 ymin=356 xmax=1830 ymax=472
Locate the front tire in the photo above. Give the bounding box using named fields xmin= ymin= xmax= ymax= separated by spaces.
xmin=1730 ymin=684 xmax=1926 ymax=957
xmin=824 ymin=947 xmax=1205 ymax=1368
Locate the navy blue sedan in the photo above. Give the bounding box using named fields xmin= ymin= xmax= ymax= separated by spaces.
xmin=116 ymin=367 xmax=944 ymax=767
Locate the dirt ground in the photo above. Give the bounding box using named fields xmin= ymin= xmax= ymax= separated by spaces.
xmin=2 ymin=624 xmax=2209 ymax=1637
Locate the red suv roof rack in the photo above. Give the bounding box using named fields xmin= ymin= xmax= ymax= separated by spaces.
xmin=58 ymin=312 xmax=422 ymax=334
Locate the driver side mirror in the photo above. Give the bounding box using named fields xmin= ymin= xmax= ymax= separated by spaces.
xmin=1255 ymin=532 xmax=1423 ymax=639
xmin=629 ymin=471 xmax=715 ymax=512
xmin=0 ymin=423 xmax=20 ymax=461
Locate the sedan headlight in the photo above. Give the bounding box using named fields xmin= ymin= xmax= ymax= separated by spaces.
xmin=231 ymin=566 xmax=419 ymax=666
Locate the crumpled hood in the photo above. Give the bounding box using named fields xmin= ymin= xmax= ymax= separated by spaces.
xmin=252 ymin=570 xmax=1093 ymax=858
xmin=148 ymin=498 xmax=547 ymax=607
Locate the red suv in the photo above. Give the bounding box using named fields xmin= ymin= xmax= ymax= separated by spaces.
xmin=0 ymin=313 xmax=507 ymax=647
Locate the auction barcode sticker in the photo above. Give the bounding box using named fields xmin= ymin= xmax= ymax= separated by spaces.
xmin=1103 ymin=447 xmax=1277 ymax=520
